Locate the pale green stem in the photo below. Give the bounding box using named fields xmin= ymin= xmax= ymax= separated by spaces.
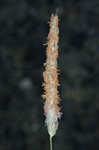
xmin=50 ymin=135 xmax=53 ymax=150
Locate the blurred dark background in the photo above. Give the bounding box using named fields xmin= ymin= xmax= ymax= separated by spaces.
xmin=0 ymin=0 xmax=98 ymax=150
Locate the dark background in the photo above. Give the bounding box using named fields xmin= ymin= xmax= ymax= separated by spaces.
xmin=0 ymin=0 xmax=98 ymax=150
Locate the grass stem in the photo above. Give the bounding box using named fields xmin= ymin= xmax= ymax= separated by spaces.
xmin=50 ymin=135 xmax=53 ymax=150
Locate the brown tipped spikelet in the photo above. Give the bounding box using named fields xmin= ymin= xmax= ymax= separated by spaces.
xmin=42 ymin=14 xmax=61 ymax=137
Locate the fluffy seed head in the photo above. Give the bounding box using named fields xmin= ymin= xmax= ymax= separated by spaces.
xmin=42 ymin=14 xmax=61 ymax=137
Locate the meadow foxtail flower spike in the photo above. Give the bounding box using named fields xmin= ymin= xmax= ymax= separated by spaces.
xmin=42 ymin=13 xmax=61 ymax=138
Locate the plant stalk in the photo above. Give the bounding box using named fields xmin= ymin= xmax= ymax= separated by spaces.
xmin=50 ymin=135 xmax=53 ymax=150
